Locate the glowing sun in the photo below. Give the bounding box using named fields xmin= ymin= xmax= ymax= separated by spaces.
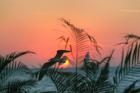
xmin=60 ymin=59 xmax=71 ymax=68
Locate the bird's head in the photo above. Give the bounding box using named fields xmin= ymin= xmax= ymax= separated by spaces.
xmin=49 ymin=58 xmax=59 ymax=62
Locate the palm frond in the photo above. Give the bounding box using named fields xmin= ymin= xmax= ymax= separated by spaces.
xmin=46 ymin=68 xmax=68 ymax=93
xmin=113 ymin=41 xmax=140 ymax=93
xmin=0 ymin=51 xmax=35 ymax=74
xmin=0 ymin=79 xmax=36 ymax=93
xmin=122 ymin=80 xmax=140 ymax=93
xmin=0 ymin=61 xmax=29 ymax=82
xmin=124 ymin=34 xmax=140 ymax=40
xmin=94 ymin=51 xmax=114 ymax=93
xmin=66 ymin=73 xmax=92 ymax=93
xmin=34 ymin=65 xmax=67 ymax=93
xmin=60 ymin=18 xmax=100 ymax=66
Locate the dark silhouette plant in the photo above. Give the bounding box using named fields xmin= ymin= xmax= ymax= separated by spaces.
xmin=59 ymin=18 xmax=101 ymax=67
xmin=113 ymin=36 xmax=140 ymax=93
xmin=0 ymin=51 xmax=36 ymax=93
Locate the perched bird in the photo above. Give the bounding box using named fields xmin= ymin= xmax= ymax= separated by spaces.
xmin=38 ymin=50 xmax=70 ymax=80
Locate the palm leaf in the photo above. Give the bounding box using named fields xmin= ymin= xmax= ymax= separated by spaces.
xmin=66 ymin=73 xmax=92 ymax=93
xmin=60 ymin=18 xmax=100 ymax=66
xmin=0 ymin=61 xmax=29 ymax=82
xmin=122 ymin=80 xmax=140 ymax=93
xmin=0 ymin=51 xmax=35 ymax=74
xmin=113 ymin=41 xmax=140 ymax=93
xmin=0 ymin=80 xmax=36 ymax=93
xmin=46 ymin=68 xmax=68 ymax=93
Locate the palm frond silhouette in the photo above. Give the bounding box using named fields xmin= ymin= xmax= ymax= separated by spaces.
xmin=113 ymin=40 xmax=140 ymax=93
xmin=60 ymin=18 xmax=101 ymax=66
xmin=116 ymin=33 xmax=140 ymax=46
xmin=0 ymin=51 xmax=36 ymax=93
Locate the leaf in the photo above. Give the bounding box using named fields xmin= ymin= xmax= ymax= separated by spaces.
xmin=113 ymin=41 xmax=140 ymax=93
xmin=123 ymin=80 xmax=139 ymax=93
xmin=0 ymin=51 xmax=35 ymax=74
xmin=0 ymin=80 xmax=36 ymax=93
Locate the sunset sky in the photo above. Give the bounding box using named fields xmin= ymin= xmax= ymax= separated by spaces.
xmin=0 ymin=0 xmax=140 ymax=66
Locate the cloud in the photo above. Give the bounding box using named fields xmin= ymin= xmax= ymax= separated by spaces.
xmin=120 ymin=9 xmax=140 ymax=13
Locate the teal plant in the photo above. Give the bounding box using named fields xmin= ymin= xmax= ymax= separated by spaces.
xmin=59 ymin=18 xmax=101 ymax=67
xmin=113 ymin=37 xmax=140 ymax=93
xmin=59 ymin=18 xmax=102 ymax=93
xmin=0 ymin=51 xmax=36 ymax=93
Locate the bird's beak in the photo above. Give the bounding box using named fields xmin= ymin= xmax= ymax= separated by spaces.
xmin=63 ymin=50 xmax=71 ymax=53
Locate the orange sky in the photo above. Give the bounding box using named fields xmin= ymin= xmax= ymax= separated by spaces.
xmin=0 ymin=0 xmax=140 ymax=66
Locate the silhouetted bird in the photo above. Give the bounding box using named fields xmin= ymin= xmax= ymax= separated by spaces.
xmin=38 ymin=50 xmax=70 ymax=80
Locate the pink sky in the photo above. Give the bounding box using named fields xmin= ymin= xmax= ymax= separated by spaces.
xmin=0 ymin=0 xmax=140 ymax=66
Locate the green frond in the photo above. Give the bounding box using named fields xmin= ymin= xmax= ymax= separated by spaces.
xmin=113 ymin=41 xmax=140 ymax=93
xmin=0 ymin=51 xmax=35 ymax=74
xmin=66 ymin=73 xmax=92 ymax=93
xmin=0 ymin=79 xmax=36 ymax=93
xmin=46 ymin=68 xmax=68 ymax=93
xmin=122 ymin=80 xmax=140 ymax=93
xmin=0 ymin=61 xmax=29 ymax=82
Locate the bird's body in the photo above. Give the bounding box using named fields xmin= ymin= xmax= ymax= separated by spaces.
xmin=38 ymin=50 xmax=70 ymax=80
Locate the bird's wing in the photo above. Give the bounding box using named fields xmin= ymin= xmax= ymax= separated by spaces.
xmin=42 ymin=61 xmax=56 ymax=69
xmin=54 ymin=50 xmax=71 ymax=59
xmin=38 ymin=61 xmax=57 ymax=80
